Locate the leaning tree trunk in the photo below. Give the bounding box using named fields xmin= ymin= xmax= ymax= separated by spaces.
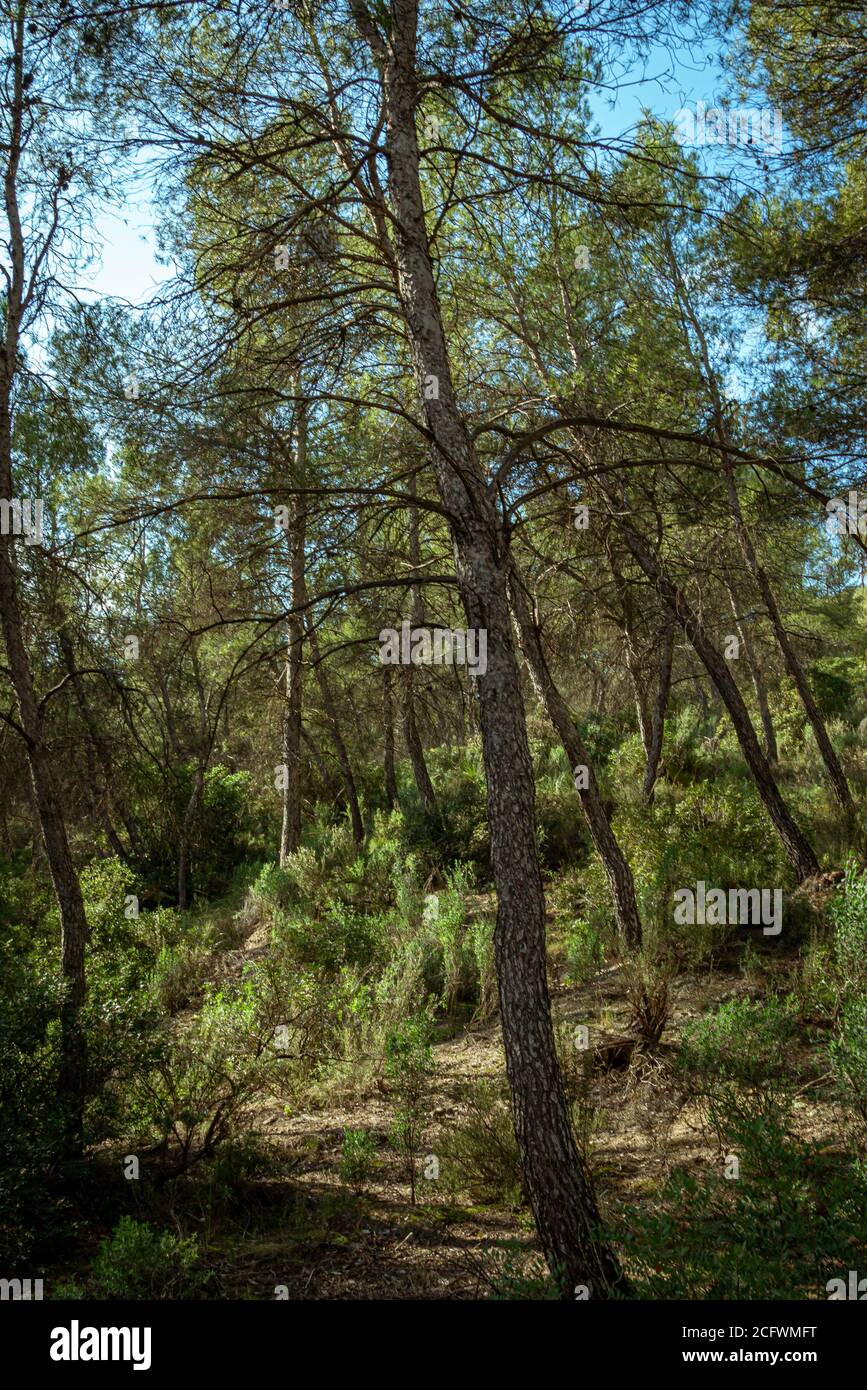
xmin=726 ymin=482 xmax=854 ymax=813
xmin=507 ymin=563 xmax=642 ymax=949
xmin=602 ymin=497 xmax=820 ymax=881
xmin=666 ymin=234 xmax=852 ymax=815
xmin=723 ymin=580 xmax=777 ymax=764
xmin=362 ymin=0 xmax=625 ymax=1295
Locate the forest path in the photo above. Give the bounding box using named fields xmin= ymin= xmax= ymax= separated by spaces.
xmin=207 ymin=905 xmax=751 ymax=1299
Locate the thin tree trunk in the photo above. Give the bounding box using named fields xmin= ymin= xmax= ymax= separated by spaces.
xmin=604 ymin=500 xmax=819 ymax=881
xmin=383 ymin=663 xmax=398 ymax=810
xmin=177 ymin=648 xmax=209 ymax=910
xmin=666 ymin=234 xmax=852 ymax=814
xmin=361 ymin=2 xmax=625 ymax=1294
xmin=305 ymin=615 xmax=364 ymax=845
xmin=280 ymin=400 xmax=307 ymax=863
xmin=724 ymin=583 xmax=777 ymax=763
xmin=643 ymin=611 xmax=675 ymax=801
xmin=606 ymin=542 xmax=651 ymax=756
xmin=402 ymin=470 xmax=437 ymax=814
xmin=508 ymin=563 xmax=642 ymax=948
xmin=57 ymin=625 xmax=137 ymax=859
xmin=0 ymin=15 xmax=87 ymax=1150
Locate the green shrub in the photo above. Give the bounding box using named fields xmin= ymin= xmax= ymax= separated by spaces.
xmin=612 ymin=1125 xmax=867 ymax=1299
xmin=828 ymin=861 xmax=867 ymax=1002
xmin=612 ymin=996 xmax=867 ymax=1298
xmin=469 ymin=912 xmax=497 ymax=1022
xmin=385 ymin=1011 xmax=435 ymax=1204
xmin=89 ymin=1217 xmax=204 ymax=1299
xmin=679 ymin=997 xmax=798 ymax=1148
xmin=339 ymin=1128 xmax=377 ymax=1194
xmin=563 ymin=917 xmax=604 ymax=985
xmin=831 ymin=996 xmax=867 ymax=1124
xmin=439 ymin=1079 xmax=524 ymax=1208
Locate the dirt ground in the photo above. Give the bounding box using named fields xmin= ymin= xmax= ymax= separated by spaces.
xmin=202 ymin=916 xmax=836 ymax=1300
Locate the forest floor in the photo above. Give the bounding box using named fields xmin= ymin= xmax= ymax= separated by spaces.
xmin=189 ymin=903 xmax=835 ymax=1301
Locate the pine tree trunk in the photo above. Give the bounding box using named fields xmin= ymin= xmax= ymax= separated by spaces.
xmin=383 ymin=664 xmax=398 ymax=810
xmin=724 ymin=583 xmax=778 ymax=763
xmin=361 ymin=1 xmax=626 ymax=1294
xmin=643 ymin=611 xmax=674 ymax=801
xmin=508 ymin=563 xmax=642 ymax=948
xmin=403 ymin=472 xmax=437 ymax=814
xmin=607 ymin=503 xmax=820 ymax=881
xmin=280 ymin=402 xmax=307 ymax=863
xmin=1 ymin=20 xmax=88 ymax=1151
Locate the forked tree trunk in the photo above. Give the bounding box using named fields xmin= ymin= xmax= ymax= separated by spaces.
xmin=358 ymin=0 xmax=626 ymax=1295
xmin=508 ymin=564 xmax=642 ymax=948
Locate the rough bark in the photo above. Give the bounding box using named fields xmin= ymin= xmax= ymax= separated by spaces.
xmin=354 ymin=0 xmax=625 ymax=1295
